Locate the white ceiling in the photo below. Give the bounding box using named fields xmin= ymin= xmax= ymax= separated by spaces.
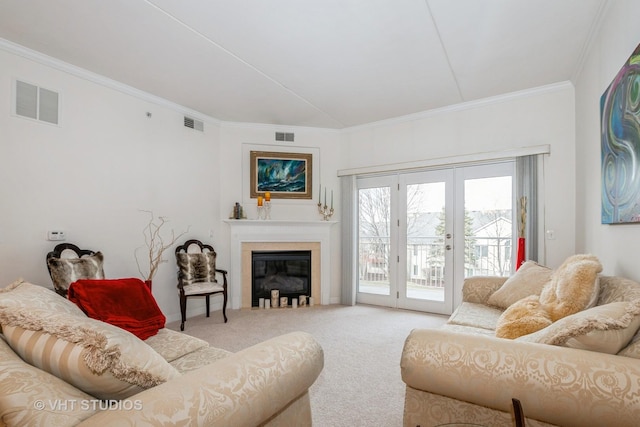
xmin=0 ymin=0 xmax=608 ymax=129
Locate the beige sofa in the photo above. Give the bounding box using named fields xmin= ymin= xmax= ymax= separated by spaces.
xmin=0 ymin=280 xmax=324 ymax=426
xmin=401 ymin=273 xmax=640 ymax=427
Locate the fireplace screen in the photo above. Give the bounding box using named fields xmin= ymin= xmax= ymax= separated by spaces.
xmin=251 ymin=250 xmax=311 ymax=307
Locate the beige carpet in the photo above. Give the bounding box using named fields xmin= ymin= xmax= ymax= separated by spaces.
xmin=166 ymin=303 xmax=448 ymax=427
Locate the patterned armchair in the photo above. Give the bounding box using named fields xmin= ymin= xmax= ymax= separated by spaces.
xmin=175 ymin=239 xmax=228 ymax=331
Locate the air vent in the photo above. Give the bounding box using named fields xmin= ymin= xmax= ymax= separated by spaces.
xmin=275 ymin=132 xmax=294 ymax=142
xmin=184 ymin=116 xmax=204 ymax=132
xmin=14 ymin=80 xmax=59 ymax=125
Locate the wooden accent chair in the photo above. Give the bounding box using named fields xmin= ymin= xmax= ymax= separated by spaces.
xmin=175 ymin=239 xmax=228 ymax=331
xmin=46 ymin=243 xmax=105 ymax=297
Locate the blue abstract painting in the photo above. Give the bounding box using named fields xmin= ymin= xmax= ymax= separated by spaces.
xmin=250 ymin=151 xmax=312 ymax=199
xmin=601 ymin=43 xmax=640 ymax=224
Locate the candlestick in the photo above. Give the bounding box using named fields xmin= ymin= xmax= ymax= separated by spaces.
xmin=319 ymin=184 xmax=321 ymax=204
xmin=324 ymin=187 xmax=327 ymax=206
xmin=331 ymin=190 xmax=333 ymax=209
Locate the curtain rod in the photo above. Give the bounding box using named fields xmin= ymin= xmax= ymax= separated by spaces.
xmin=337 ymin=144 xmax=550 ymax=177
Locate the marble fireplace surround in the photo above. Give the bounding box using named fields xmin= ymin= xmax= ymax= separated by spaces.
xmin=224 ymin=220 xmax=336 ymax=309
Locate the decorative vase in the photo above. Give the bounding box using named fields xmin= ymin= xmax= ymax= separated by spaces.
xmin=516 ymin=237 xmax=525 ymax=270
xmin=145 ymin=280 xmax=152 ymax=291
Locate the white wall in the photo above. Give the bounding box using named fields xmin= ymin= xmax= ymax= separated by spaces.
xmin=0 ymin=49 xmax=222 ymax=321
xmin=8 ymin=16 xmax=630 ymax=319
xmin=216 ymin=123 xmax=343 ymax=303
xmin=575 ymin=0 xmax=640 ymax=278
xmin=339 ymin=85 xmax=577 ymax=268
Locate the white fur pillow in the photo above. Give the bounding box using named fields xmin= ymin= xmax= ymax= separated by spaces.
xmin=539 ymin=254 xmax=602 ymax=321
xmin=517 ymin=301 xmax=640 ymax=354
xmin=487 ymin=261 xmax=552 ymax=309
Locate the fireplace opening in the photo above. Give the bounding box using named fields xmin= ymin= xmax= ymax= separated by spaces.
xmin=251 ymin=250 xmax=311 ymax=307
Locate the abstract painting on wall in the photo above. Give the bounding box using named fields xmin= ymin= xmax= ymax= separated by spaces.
xmin=250 ymin=151 xmax=312 ymax=199
xmin=600 ymin=42 xmax=640 ymax=224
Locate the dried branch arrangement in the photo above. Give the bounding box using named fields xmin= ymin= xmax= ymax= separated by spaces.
xmin=135 ymin=210 xmax=189 ymax=281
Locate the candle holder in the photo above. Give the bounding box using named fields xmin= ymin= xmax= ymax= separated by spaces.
xmin=257 ymin=205 xmax=265 ymax=220
xmin=317 ymin=202 xmax=334 ymax=221
xmin=264 ymin=201 xmax=271 ymax=220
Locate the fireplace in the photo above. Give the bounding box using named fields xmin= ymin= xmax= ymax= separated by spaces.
xmin=251 ymin=250 xmax=311 ymax=307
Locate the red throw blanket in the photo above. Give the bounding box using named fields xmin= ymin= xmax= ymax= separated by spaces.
xmin=68 ymin=278 xmax=165 ymax=340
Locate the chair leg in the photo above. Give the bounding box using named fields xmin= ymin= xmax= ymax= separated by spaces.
xmin=205 ymin=295 xmax=210 ymax=317
xmin=180 ymin=294 xmax=187 ymax=331
xmin=222 ymin=291 xmax=228 ymax=323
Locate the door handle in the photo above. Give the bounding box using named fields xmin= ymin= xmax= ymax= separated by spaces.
xmin=446 ymin=233 xmax=452 ymax=239
xmin=446 ymin=245 xmax=452 ymax=250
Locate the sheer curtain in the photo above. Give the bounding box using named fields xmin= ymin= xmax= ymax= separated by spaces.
xmin=516 ymin=155 xmax=539 ymax=263
xmin=340 ymin=175 xmax=357 ymax=305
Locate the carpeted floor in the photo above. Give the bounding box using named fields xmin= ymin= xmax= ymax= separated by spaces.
xmin=166 ymin=304 xmax=448 ymax=427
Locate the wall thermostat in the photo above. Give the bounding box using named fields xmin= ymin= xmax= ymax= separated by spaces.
xmin=47 ymin=230 xmax=66 ymax=241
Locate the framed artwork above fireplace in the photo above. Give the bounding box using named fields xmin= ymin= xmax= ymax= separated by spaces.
xmin=250 ymin=150 xmax=313 ymax=200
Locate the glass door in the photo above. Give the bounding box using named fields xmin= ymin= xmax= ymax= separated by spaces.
xmin=356 ymin=175 xmax=398 ymax=308
xmin=398 ymin=169 xmax=454 ymax=314
xmin=355 ymin=161 xmax=515 ymax=314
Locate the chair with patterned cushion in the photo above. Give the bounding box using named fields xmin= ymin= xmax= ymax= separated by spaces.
xmin=46 ymin=243 xmax=105 ymax=297
xmin=175 ymin=239 xmax=228 ymax=331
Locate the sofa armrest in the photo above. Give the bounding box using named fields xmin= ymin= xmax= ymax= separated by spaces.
xmin=79 ymin=331 xmax=324 ymax=427
xmin=462 ymin=276 xmax=508 ymax=304
xmin=401 ymin=328 xmax=640 ymax=427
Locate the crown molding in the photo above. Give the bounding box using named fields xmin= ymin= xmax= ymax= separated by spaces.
xmin=0 ymin=38 xmax=220 ymax=125
xmin=342 ymin=81 xmax=574 ymax=133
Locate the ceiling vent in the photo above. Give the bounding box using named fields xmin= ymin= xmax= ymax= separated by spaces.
xmin=184 ymin=116 xmax=204 ymax=132
xmin=14 ymin=80 xmax=59 ymax=125
xmin=275 ymin=132 xmax=294 ymax=142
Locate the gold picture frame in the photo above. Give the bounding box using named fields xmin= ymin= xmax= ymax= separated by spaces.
xmin=250 ymin=151 xmax=313 ymax=199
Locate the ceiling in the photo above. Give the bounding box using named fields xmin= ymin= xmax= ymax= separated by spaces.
xmin=0 ymin=0 xmax=608 ymax=129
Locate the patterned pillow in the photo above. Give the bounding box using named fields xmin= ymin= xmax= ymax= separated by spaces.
xmin=0 ymin=336 xmax=99 ymax=425
xmin=517 ymin=301 xmax=640 ymax=354
xmin=0 ymin=279 xmax=85 ymax=316
xmin=0 ymin=307 xmax=180 ymax=400
xmin=176 ymin=251 xmax=217 ymax=286
xmin=47 ymin=252 xmax=105 ymax=294
xmin=487 ymin=261 xmax=552 ymax=309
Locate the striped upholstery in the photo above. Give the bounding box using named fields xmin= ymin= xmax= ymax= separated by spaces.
xmin=0 ymin=336 xmax=99 ymax=425
xmin=0 ymin=282 xmax=181 ymax=401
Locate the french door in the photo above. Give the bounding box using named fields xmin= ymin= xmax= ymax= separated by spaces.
xmin=356 ymin=161 xmax=514 ymax=315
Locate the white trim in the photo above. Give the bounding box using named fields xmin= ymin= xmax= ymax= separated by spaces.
xmin=342 ymin=83 xmax=573 ymax=132
xmin=337 ymin=145 xmax=550 ymax=177
xmin=0 ymin=38 xmax=219 ymax=125
xmin=224 ymin=220 xmax=337 ymax=309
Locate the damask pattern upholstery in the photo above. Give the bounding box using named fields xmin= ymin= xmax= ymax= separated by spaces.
xmin=402 ymin=328 xmax=640 ymax=427
xmin=0 ymin=282 xmax=180 ymax=401
xmin=402 ymin=274 xmax=640 ymax=427
xmin=76 ymin=332 xmax=324 ymax=427
xmin=0 ymin=336 xmax=99 ymax=426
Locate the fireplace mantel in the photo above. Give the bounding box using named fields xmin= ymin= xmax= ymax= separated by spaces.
xmin=224 ymin=220 xmax=337 ymax=309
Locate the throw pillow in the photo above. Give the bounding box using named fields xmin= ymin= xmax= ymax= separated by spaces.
xmin=176 ymin=251 xmax=217 ymax=285
xmin=0 ymin=336 xmax=99 ymax=425
xmin=495 ymin=295 xmax=553 ymax=339
xmin=0 ymin=307 xmax=180 ymax=400
xmin=539 ymin=254 xmax=603 ymax=321
xmin=0 ymin=279 xmax=86 ymax=317
xmin=487 ymin=261 xmax=552 ymax=309
xmin=47 ymin=252 xmax=105 ymax=294
xmin=517 ymin=300 xmax=640 ymax=354
xmin=68 ymin=278 xmax=166 ymax=340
